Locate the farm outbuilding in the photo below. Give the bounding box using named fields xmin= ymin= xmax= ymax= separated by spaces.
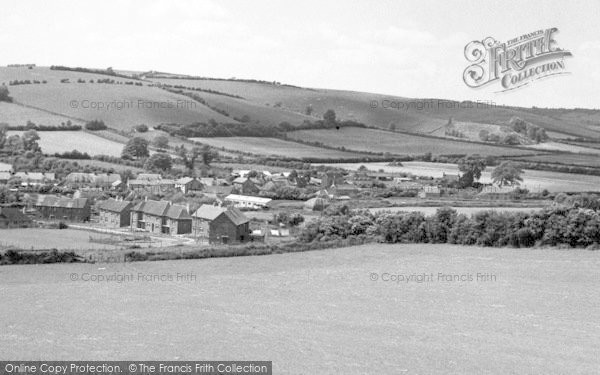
xmin=192 ymin=204 xmax=251 ymax=244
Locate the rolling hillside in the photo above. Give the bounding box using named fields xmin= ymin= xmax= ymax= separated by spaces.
xmin=1 ymin=65 xmax=600 ymax=164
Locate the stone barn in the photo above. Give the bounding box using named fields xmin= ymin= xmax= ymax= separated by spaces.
xmin=192 ymin=205 xmax=251 ymax=244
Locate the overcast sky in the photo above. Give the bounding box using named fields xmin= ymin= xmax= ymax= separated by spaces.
xmin=2 ymin=0 xmax=598 ymax=108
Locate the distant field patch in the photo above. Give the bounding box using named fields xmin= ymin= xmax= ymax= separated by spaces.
xmin=8 ymin=130 xmax=124 ymax=157
xmin=288 ymin=127 xmax=539 ymax=156
xmin=522 ymin=141 xmax=600 ymax=155
xmin=190 ymin=137 xmax=366 ymax=159
xmin=0 ymin=102 xmax=81 ymax=126
xmin=319 ymin=161 xmax=600 ymax=193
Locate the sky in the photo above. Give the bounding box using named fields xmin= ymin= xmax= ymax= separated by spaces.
xmin=1 ymin=0 xmax=599 ymax=108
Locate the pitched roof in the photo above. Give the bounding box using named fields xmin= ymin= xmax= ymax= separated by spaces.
xmin=131 ymin=200 xmax=170 ymax=216
xmin=192 ymin=204 xmax=227 ymax=220
xmin=34 ymin=195 xmax=89 ymax=208
xmin=166 ymin=204 xmax=191 ymax=220
xmin=97 ymin=199 xmax=132 ymax=213
xmin=0 ymin=172 xmax=11 ymax=181
xmin=14 ymin=172 xmax=55 ymax=181
xmin=192 ymin=204 xmax=249 ymax=225
xmin=176 ymin=177 xmax=194 ymax=184
xmin=223 ymin=207 xmax=249 ymax=225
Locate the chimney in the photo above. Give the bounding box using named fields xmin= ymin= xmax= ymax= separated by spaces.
xmin=186 ymin=203 xmax=190 ymax=213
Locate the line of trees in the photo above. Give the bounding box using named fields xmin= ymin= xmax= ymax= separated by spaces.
xmin=299 ymin=201 xmax=600 ymax=248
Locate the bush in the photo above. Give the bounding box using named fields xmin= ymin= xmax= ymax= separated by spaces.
xmin=85 ymin=120 xmax=107 ymax=131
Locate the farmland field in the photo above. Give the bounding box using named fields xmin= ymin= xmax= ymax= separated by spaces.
xmin=522 ymin=141 xmax=600 ymax=154
xmin=0 ymin=102 xmax=82 ymax=126
xmin=319 ymin=161 xmax=600 ymax=192
xmin=0 ymin=228 xmax=120 ymax=250
xmin=1 ymin=244 xmax=599 ymax=374
xmin=190 ymin=137 xmax=368 ymax=159
xmin=287 ymin=127 xmax=542 ymax=156
xmin=7 ymin=130 xmax=124 ymax=157
xmin=511 ymin=153 xmax=600 ymax=167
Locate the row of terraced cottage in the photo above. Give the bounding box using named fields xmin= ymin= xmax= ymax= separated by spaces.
xmin=97 ymin=199 xmax=252 ymax=244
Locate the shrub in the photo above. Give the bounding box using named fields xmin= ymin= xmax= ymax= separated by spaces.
xmin=85 ymin=120 xmax=107 ymax=131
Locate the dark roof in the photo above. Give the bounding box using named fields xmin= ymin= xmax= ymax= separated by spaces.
xmin=0 ymin=207 xmax=32 ymax=223
xmin=131 ymin=200 xmax=170 ymax=216
xmin=97 ymin=199 xmax=132 ymax=213
xmin=166 ymin=204 xmax=192 ymax=220
xmin=35 ymin=195 xmax=89 ymax=209
xmin=223 ymin=207 xmax=249 ymax=225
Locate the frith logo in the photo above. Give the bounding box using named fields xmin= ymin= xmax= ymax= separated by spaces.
xmin=463 ymin=28 xmax=572 ymax=92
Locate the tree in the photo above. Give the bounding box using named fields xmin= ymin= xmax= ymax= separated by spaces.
xmin=323 ymin=109 xmax=337 ymax=125
xmin=122 ymin=137 xmax=149 ymax=159
xmin=152 ymin=134 xmax=169 ymax=150
xmin=305 ymin=105 xmax=313 ymax=116
xmin=492 ymin=161 xmax=524 ymax=186
xmin=389 ymin=122 xmax=396 ymax=131
xmin=201 ymin=145 xmax=218 ymax=166
xmin=458 ymin=157 xmax=486 ymax=188
xmin=144 ymin=152 xmax=172 ymax=171
xmin=22 ymin=130 xmax=40 ymax=152
xmin=0 ymin=123 xmax=7 ymax=149
xmin=134 ymin=124 xmax=148 ymax=132
xmin=0 ymin=85 xmax=12 ymax=102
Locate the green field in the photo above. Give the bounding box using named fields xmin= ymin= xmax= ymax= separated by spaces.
xmin=1 ymin=244 xmax=598 ymax=374
xmin=8 ymin=130 xmax=124 ymax=157
xmin=190 ymin=136 xmax=367 ymax=159
xmin=288 ymin=127 xmax=541 ymax=156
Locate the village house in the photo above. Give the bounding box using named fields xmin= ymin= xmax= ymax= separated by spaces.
xmin=130 ymin=200 xmax=192 ymax=235
xmin=232 ymin=177 xmax=260 ymax=195
xmin=175 ymin=177 xmax=203 ymax=194
xmin=418 ymin=186 xmax=441 ymax=198
xmin=192 ymin=204 xmax=251 ymax=244
xmin=0 ymin=206 xmax=33 ymax=228
xmin=33 ymin=195 xmax=91 ymax=221
xmin=224 ymin=194 xmax=272 ymax=209
xmin=97 ymin=199 xmax=132 ymax=227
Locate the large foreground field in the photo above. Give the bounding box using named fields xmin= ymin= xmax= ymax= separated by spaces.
xmin=321 ymin=161 xmax=600 ymax=192
xmin=190 ymin=136 xmax=367 ymax=159
xmin=1 ymin=244 xmax=598 ymax=374
xmin=7 ymin=130 xmax=124 ymax=157
xmin=287 ymin=127 xmax=541 ymax=156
